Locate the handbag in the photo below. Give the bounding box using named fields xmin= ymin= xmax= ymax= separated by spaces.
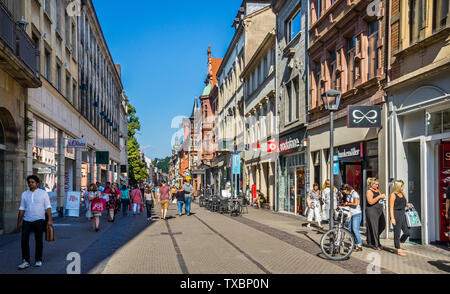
xmin=91 ymin=197 xmax=106 ymax=212
xmin=405 ymin=204 xmax=421 ymax=227
xmin=45 ymin=225 xmax=54 ymax=242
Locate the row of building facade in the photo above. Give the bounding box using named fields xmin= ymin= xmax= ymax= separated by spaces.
xmin=172 ymin=0 xmax=450 ymax=245
xmin=0 ymin=0 xmax=128 ymax=234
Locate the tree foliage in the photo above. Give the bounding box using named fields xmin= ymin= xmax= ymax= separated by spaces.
xmin=153 ymin=156 xmax=171 ymax=174
xmin=126 ymin=94 xmax=148 ymax=185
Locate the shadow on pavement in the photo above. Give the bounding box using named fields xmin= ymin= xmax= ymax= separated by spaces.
xmin=427 ymin=260 xmax=450 ymax=273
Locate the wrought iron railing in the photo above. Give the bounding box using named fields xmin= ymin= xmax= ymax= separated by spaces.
xmin=0 ymin=1 xmax=15 ymax=51
xmin=0 ymin=1 xmax=40 ymax=79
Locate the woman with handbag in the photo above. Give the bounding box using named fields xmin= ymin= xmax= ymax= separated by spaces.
xmin=307 ymin=183 xmax=323 ymax=229
xmin=87 ymin=183 xmax=103 ymax=232
xmin=321 ymin=179 xmax=338 ymax=223
xmin=389 ymin=180 xmax=412 ymax=256
xmin=365 ymin=178 xmax=386 ymax=250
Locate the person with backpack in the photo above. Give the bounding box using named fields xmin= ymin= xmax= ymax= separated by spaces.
xmin=182 ymin=178 xmax=194 ymax=216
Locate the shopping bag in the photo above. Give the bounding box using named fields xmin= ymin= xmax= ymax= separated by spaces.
xmin=129 ymin=202 xmax=132 ymax=211
xmin=45 ymin=225 xmax=54 ymax=242
xmin=91 ymin=198 xmax=106 ymax=212
xmin=140 ymin=203 xmax=143 ymax=213
xmin=405 ymin=204 xmax=421 ymax=228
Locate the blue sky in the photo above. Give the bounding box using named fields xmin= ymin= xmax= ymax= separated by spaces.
xmin=93 ymin=0 xmax=243 ymax=159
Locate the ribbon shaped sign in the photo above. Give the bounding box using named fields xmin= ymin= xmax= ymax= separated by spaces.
xmin=347 ymin=105 xmax=381 ymax=128
xmin=352 ymin=109 xmax=378 ymax=124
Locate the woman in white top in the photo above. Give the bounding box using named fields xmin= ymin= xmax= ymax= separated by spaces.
xmin=342 ymin=184 xmax=363 ymax=251
xmin=321 ymin=179 xmax=338 ymax=222
xmin=307 ymin=183 xmax=323 ymax=229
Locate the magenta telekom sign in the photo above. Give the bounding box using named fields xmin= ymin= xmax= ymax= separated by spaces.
xmin=67 ymin=139 xmax=87 ymax=149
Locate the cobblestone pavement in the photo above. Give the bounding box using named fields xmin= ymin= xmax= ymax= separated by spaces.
xmin=1 ymin=201 xmax=449 ymax=274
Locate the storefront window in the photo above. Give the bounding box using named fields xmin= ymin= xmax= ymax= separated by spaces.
xmin=427 ymin=108 xmax=450 ymax=136
xmin=296 ymin=167 xmax=306 ymax=215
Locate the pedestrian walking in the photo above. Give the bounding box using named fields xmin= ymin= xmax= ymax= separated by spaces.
xmin=158 ymin=180 xmax=171 ymax=220
xmin=144 ymin=187 xmax=155 ymax=221
xmin=342 ymin=184 xmax=363 ymax=252
xmin=182 ymin=178 xmax=194 ymax=216
xmin=131 ymin=186 xmax=143 ymax=216
xmin=17 ymin=175 xmax=53 ymax=269
xmin=365 ymin=178 xmax=386 ymax=250
xmin=120 ymin=184 xmax=130 ymax=216
xmin=87 ymin=183 xmax=103 ymax=232
xmin=306 ymin=183 xmax=323 ymax=229
xmin=389 ymin=180 xmax=411 ymax=256
xmin=175 ymin=187 xmax=185 ymax=216
xmin=104 ymin=182 xmax=117 ymax=222
xmin=321 ymin=179 xmax=338 ymax=223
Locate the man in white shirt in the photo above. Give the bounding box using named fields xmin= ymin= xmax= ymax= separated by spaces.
xmin=17 ymin=175 xmax=53 ymax=269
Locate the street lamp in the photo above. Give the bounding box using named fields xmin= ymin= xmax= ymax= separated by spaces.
xmin=321 ymin=89 xmax=342 ymax=229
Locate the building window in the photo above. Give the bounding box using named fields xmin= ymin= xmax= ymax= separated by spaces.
xmin=316 ymin=0 xmax=322 ymax=20
xmin=293 ymin=77 xmax=299 ymax=120
xmin=56 ymin=63 xmax=62 ymax=91
xmin=66 ymin=74 xmax=71 ymax=101
xmin=286 ymin=8 xmax=302 ymax=43
xmin=347 ymin=36 xmax=356 ymax=89
xmin=315 ymin=61 xmax=321 ymax=106
xmin=286 ymin=82 xmax=292 ymax=122
xmin=44 ymin=49 xmax=51 ymax=81
xmin=433 ymin=0 xmax=449 ymax=31
xmin=409 ymin=0 xmax=427 ymax=43
xmin=329 ymin=49 xmax=336 ymax=89
xmin=368 ymin=20 xmax=379 ymax=79
xmin=43 ymin=0 xmax=51 ymax=16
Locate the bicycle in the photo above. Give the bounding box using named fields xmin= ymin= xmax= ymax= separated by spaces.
xmin=320 ymin=206 xmax=355 ymax=261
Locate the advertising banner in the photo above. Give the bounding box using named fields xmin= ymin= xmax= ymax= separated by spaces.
xmin=47 ymin=191 xmax=58 ymax=216
xmin=65 ymin=191 xmax=80 ymax=217
xmin=232 ymin=154 xmax=241 ymax=174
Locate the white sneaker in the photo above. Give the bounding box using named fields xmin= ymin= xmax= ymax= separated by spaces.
xmin=34 ymin=261 xmax=42 ymax=267
xmin=17 ymin=260 xmax=30 ymax=270
xmin=306 ymin=223 xmax=311 ymax=228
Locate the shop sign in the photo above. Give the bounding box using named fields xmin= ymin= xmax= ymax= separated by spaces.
xmin=443 ymin=143 xmax=450 ymax=169
xmin=96 ymin=151 xmax=109 ymax=165
xmin=37 ymin=166 xmax=55 ymax=174
xmin=267 ymin=141 xmax=278 ymax=153
xmin=347 ymin=105 xmax=382 ymax=128
xmin=67 ymin=139 xmax=87 ymax=149
xmin=232 ymin=154 xmax=241 ymax=174
xmin=337 ymin=143 xmax=364 ymax=159
xmin=333 ymin=156 xmax=339 ymax=175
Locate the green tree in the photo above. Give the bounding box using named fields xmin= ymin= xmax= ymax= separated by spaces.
xmin=154 ymin=156 xmax=171 ymax=174
xmin=127 ymin=94 xmax=148 ymax=185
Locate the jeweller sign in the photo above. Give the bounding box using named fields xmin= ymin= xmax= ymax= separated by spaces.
xmin=347 ymin=105 xmax=382 ymax=128
xmin=67 ymin=139 xmax=87 ymax=149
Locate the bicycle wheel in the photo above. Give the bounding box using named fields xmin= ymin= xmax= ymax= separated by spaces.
xmin=320 ymin=227 xmax=355 ymax=261
xmin=231 ymin=202 xmax=242 ymax=217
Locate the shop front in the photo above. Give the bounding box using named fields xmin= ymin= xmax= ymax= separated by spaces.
xmin=388 ymin=76 xmax=450 ymax=244
xmin=277 ymin=129 xmax=307 ymax=215
xmin=334 ymin=141 xmax=380 ymax=227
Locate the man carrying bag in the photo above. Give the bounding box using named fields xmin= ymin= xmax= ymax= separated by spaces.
xmin=17 ymin=175 xmax=53 ymax=269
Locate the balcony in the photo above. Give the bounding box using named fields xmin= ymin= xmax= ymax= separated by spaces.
xmin=0 ymin=2 xmax=41 ymax=88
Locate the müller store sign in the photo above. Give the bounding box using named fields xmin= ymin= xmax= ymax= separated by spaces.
xmin=336 ymin=143 xmax=364 ymax=160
